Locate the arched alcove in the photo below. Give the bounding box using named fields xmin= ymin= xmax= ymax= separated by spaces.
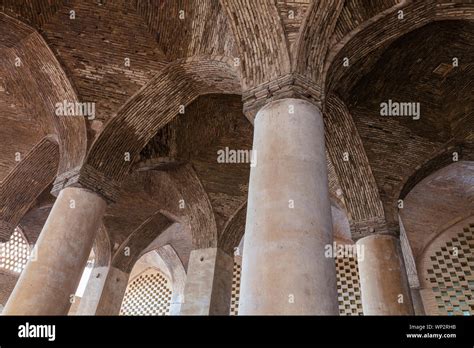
xmin=119 ymin=247 xmax=179 ymax=316
xmin=0 ymin=227 xmax=31 ymax=312
xmin=401 ymin=161 xmax=474 ymax=315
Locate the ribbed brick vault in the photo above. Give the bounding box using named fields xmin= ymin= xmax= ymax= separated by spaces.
xmin=0 ymin=1 xmax=473 ymax=303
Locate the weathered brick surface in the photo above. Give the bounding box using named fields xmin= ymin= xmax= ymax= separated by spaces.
xmin=0 ymin=138 xmax=58 ymax=242
xmin=0 ymin=13 xmax=86 ymax=178
xmin=0 ymin=0 xmax=473 ymax=310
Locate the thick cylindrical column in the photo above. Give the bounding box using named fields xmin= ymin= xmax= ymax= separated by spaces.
xmin=239 ymin=98 xmax=338 ymax=315
xmin=3 ymin=187 xmax=107 ymax=315
xmin=356 ymin=234 xmax=414 ymax=315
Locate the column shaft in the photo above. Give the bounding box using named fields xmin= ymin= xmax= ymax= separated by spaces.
xmin=356 ymin=234 xmax=414 ymax=315
xmin=239 ymin=98 xmax=338 ymax=315
xmin=3 ymin=187 xmax=106 ymax=315
xmin=75 ymin=266 xmax=110 ymax=315
xmin=410 ymin=287 xmax=426 ymax=315
xmin=95 ymin=267 xmax=130 ymax=315
xmin=180 ymin=248 xmax=234 ymax=315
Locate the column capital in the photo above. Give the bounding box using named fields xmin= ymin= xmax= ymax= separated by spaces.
xmin=355 ymin=233 xmax=398 ymax=245
xmin=51 ymin=164 xmax=121 ymax=204
xmin=350 ymin=217 xmax=400 ymax=241
xmin=242 ymin=73 xmax=322 ymax=123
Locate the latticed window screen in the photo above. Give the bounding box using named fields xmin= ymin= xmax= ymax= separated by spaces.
xmin=120 ymin=269 xmax=172 ymax=316
xmin=0 ymin=228 xmax=30 ymax=273
xmin=426 ymin=224 xmax=474 ymax=316
xmin=336 ymin=256 xmax=363 ymax=315
xmin=230 ymin=261 xmax=241 ymax=315
xmin=229 ymin=254 xmax=363 ymax=315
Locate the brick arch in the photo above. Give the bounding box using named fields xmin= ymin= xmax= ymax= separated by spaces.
xmin=323 ymin=0 xmax=474 ymax=94
xmin=0 ymin=13 xmax=87 ymax=178
xmin=399 ymin=146 xmax=472 ymax=201
xmin=92 ymin=225 xmax=111 ymax=268
xmin=133 ymin=0 xmax=236 ymax=61
xmin=324 ymin=94 xmax=387 ymax=238
xmin=393 ymin=147 xmax=474 ymax=224
xmin=103 ymin=165 xmax=217 ymax=260
xmin=293 ymin=0 xmax=345 ymax=79
xmin=281 ymin=0 xmax=404 ymax=92
xmin=400 ymin=160 xmax=474 ymax=261
xmin=111 ymin=211 xmax=176 ymax=274
xmin=220 ymin=0 xmax=290 ymax=90
xmin=166 ymin=165 xmax=218 ymax=250
xmin=219 ymin=201 xmax=247 ymax=255
xmin=320 ymin=1 xmax=474 ymax=235
xmin=382 ymin=155 xmax=474 ymax=248
xmin=108 ymin=167 xmax=218 ymax=266
xmin=75 ymin=57 xmax=240 ymax=202
xmin=0 ymin=137 xmax=59 ymax=242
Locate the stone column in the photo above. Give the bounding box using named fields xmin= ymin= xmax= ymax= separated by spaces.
xmin=95 ymin=267 xmax=130 ymax=315
xmin=356 ymin=234 xmax=414 ymax=315
xmin=3 ymin=187 xmax=107 ymax=315
xmin=75 ymin=266 xmax=110 ymax=315
xmin=238 ymin=98 xmax=338 ymax=315
xmin=180 ymin=248 xmax=234 ymax=315
xmin=410 ymin=287 xmax=426 ymax=315
xmin=169 ymin=286 xmax=185 ymax=316
xmin=157 ymin=245 xmax=187 ymax=316
xmin=76 ymin=266 xmax=135 ymax=316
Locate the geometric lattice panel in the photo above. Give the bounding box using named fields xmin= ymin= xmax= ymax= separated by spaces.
xmin=119 ymin=270 xmax=172 ymax=316
xmin=0 ymin=228 xmax=30 ymax=273
xmin=336 ymin=255 xmax=363 ymax=316
xmin=230 ymin=261 xmax=241 ymax=316
xmin=426 ymin=224 xmax=474 ymax=316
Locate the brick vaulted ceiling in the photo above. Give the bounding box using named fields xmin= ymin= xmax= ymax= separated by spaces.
xmin=0 ymin=0 xmax=473 ymax=262
xmin=337 ymin=20 xmax=474 ymax=227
